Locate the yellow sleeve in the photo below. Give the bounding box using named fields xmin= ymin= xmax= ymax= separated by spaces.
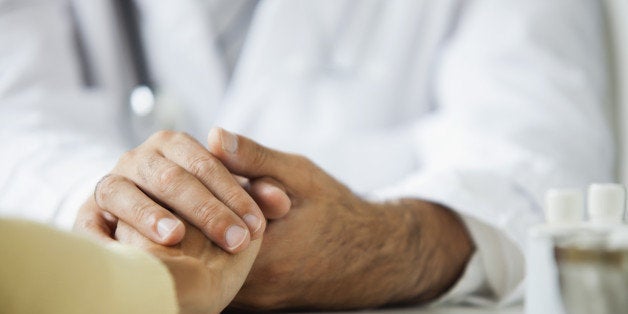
xmin=0 ymin=219 xmax=178 ymax=314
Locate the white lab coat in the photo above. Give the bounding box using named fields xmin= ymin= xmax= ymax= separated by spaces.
xmin=0 ymin=0 xmax=614 ymax=306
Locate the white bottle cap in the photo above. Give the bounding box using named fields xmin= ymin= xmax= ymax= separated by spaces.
xmin=587 ymin=183 xmax=625 ymax=223
xmin=545 ymin=188 xmax=583 ymax=224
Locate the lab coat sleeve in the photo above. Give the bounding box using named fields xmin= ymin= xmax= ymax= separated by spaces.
xmin=0 ymin=0 xmax=127 ymax=227
xmin=372 ymin=0 xmax=613 ymax=305
xmin=0 ymin=218 xmax=178 ymax=313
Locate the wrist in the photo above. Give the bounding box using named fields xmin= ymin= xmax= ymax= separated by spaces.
xmin=378 ymin=198 xmax=474 ymax=303
xmin=355 ymin=198 xmax=473 ymax=305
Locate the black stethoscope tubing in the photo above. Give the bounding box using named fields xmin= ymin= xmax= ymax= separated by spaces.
xmin=115 ymin=0 xmax=153 ymax=90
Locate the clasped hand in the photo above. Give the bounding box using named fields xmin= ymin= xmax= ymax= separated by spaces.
xmin=75 ymin=128 xmax=474 ymax=312
xmin=75 ymin=129 xmax=291 ymax=252
xmin=74 ymin=127 xmax=378 ymax=310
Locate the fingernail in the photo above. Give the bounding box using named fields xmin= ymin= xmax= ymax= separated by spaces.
xmin=157 ymin=218 xmax=179 ymax=240
xmin=220 ymin=129 xmax=238 ymax=154
xmin=225 ymin=225 xmax=247 ymax=249
xmin=243 ymin=214 xmax=262 ymax=233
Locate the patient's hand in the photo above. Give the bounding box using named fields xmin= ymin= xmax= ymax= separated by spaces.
xmin=115 ymin=219 xmax=260 ymax=314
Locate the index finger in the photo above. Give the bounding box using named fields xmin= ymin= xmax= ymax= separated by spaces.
xmin=151 ymin=132 xmax=266 ymax=239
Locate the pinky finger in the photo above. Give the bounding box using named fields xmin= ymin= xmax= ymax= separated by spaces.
xmin=73 ymin=197 xmax=117 ymax=243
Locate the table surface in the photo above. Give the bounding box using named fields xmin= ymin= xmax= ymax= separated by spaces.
xmin=299 ymin=305 xmax=523 ymax=314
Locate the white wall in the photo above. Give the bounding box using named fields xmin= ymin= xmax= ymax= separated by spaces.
xmin=604 ymin=0 xmax=628 ymax=183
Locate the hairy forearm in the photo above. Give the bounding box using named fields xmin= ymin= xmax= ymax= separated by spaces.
xmin=299 ymin=198 xmax=474 ymax=309
xmin=385 ymin=199 xmax=474 ymax=304
xmin=228 ymin=147 xmax=475 ymax=311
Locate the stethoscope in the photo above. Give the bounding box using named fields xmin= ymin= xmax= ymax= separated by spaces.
xmin=115 ymin=0 xmax=181 ymax=140
xmin=114 ymin=0 xmax=376 ymax=141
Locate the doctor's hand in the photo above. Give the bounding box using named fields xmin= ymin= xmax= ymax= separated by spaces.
xmin=115 ymin=217 xmax=261 ymax=314
xmin=74 ymin=130 xmax=290 ymax=253
xmin=206 ymin=128 xmax=474 ymax=310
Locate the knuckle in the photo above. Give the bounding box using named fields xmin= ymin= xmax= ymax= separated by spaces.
xmin=157 ymin=165 xmax=186 ymax=193
xmin=172 ymin=131 xmax=194 ymax=142
xmin=191 ymin=200 xmax=222 ymax=229
xmin=136 ymin=153 xmax=161 ymax=183
xmin=130 ymin=201 xmax=156 ymax=226
xmin=94 ymin=174 xmax=122 ymax=205
xmin=150 ymin=130 xmax=175 ymax=142
xmin=118 ymin=149 xmax=137 ymax=165
xmin=188 ymin=155 xmax=218 ymax=177
xmin=221 ymin=188 xmax=248 ymax=210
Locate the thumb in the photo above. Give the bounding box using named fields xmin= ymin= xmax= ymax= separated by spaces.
xmin=207 ymin=127 xmax=302 ymax=185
